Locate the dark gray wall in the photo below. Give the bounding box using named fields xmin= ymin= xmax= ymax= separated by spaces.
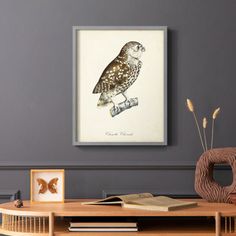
xmin=0 ymin=0 xmax=235 ymax=200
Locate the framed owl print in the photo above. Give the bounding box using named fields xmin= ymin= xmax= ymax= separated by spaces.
xmin=73 ymin=26 xmax=167 ymax=145
xmin=30 ymin=169 xmax=65 ymax=203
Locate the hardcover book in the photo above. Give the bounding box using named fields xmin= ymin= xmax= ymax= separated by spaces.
xmin=82 ymin=193 xmax=197 ymax=212
xmin=68 ymin=227 xmax=138 ymax=232
xmin=70 ymin=222 xmax=137 ymax=228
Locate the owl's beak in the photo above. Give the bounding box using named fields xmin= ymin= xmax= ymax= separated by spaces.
xmin=141 ymin=46 xmax=145 ymax=52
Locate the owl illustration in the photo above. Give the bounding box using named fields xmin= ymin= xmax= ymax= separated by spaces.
xmin=92 ymin=41 xmax=145 ymax=116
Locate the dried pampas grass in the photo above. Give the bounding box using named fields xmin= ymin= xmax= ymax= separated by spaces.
xmin=203 ymin=117 xmax=208 ymax=150
xmin=186 ymin=98 xmax=221 ymax=152
xmin=211 ymin=107 xmax=221 ymax=149
xmin=213 ymin=107 xmax=220 ymax=119
xmin=203 ymin=117 xmax=207 ymax=129
xmin=186 ymin=99 xmax=205 ymax=152
xmin=186 ymin=99 xmax=194 ymax=112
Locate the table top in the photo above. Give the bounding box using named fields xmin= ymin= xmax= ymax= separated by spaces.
xmin=0 ymin=199 xmax=235 ymax=217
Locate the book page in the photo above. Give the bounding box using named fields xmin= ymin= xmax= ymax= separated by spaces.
xmin=82 ymin=193 xmax=153 ymax=205
xmin=118 ymin=193 xmax=153 ymax=203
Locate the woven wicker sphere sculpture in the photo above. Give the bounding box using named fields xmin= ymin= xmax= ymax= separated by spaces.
xmin=195 ymin=147 xmax=236 ymax=203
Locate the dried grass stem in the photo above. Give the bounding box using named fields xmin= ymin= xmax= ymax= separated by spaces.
xmin=211 ymin=119 xmax=215 ymax=149
xmin=192 ymin=112 xmax=206 ymax=152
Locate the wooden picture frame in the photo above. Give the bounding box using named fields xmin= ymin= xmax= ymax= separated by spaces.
xmin=73 ymin=26 xmax=168 ymax=146
xmin=30 ymin=169 xmax=65 ymax=203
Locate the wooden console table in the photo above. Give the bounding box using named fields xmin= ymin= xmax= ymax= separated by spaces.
xmin=0 ymin=199 xmax=236 ymax=235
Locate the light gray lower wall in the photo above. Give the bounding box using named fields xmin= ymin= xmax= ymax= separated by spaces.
xmin=0 ymin=0 xmax=235 ymax=200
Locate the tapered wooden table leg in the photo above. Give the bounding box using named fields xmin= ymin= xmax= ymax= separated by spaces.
xmin=49 ymin=212 xmax=54 ymax=236
xmin=215 ymin=212 xmax=221 ymax=236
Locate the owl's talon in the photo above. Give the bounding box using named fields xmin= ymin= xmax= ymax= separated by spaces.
xmin=126 ymin=100 xmax=130 ymax=106
xmin=110 ymin=105 xmax=120 ymax=117
xmin=114 ymin=106 xmax=120 ymax=113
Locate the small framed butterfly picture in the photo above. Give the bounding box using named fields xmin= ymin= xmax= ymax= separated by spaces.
xmin=30 ymin=169 xmax=65 ymax=203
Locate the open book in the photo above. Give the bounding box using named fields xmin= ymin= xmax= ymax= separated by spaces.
xmin=82 ymin=193 xmax=197 ymax=211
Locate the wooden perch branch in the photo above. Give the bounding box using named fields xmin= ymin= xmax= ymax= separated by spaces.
xmin=110 ymin=97 xmax=138 ymax=117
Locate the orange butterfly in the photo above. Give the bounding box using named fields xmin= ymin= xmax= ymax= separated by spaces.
xmin=36 ymin=178 xmax=58 ymax=194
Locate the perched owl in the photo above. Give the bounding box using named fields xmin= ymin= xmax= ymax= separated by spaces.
xmin=92 ymin=41 xmax=145 ymax=111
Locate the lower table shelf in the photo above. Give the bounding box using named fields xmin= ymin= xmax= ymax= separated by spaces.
xmin=54 ymin=218 xmax=214 ymax=236
xmin=53 ymin=217 xmax=234 ymax=236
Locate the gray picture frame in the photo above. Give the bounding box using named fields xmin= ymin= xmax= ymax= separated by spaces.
xmin=73 ymin=26 xmax=168 ymax=146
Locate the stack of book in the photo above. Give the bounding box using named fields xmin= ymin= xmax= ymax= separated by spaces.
xmin=68 ymin=222 xmax=138 ymax=232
